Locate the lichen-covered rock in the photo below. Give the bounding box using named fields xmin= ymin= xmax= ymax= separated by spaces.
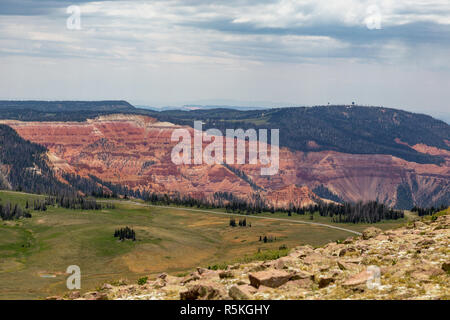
xmin=362 ymin=227 xmax=383 ymax=240
xmin=180 ymin=281 xmax=228 ymax=300
xmin=219 ymin=270 xmax=234 ymax=279
xmin=180 ymin=272 xmax=201 ymax=285
xmin=316 ymin=276 xmax=335 ymax=288
xmin=337 ymin=260 xmax=359 ymax=271
xmin=442 ymin=262 xmax=450 ymax=273
xmin=249 ymin=270 xmax=292 ymax=288
xmin=339 ymin=247 xmax=359 ymax=257
xmin=291 ymin=270 xmax=314 ymax=280
xmin=67 ymin=291 xmax=81 ymax=299
xmin=342 ymin=270 xmax=373 ymax=288
xmin=229 ymin=285 xmax=257 ymax=300
xmin=410 ymin=266 xmax=444 ymax=281
xmin=83 ymin=291 xmax=108 ymax=300
xmin=302 ymin=253 xmax=330 ymax=265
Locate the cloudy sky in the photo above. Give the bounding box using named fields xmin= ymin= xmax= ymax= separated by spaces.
xmin=0 ymin=0 xmax=449 ymax=120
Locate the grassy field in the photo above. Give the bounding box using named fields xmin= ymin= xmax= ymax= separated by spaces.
xmin=0 ymin=191 xmax=408 ymax=299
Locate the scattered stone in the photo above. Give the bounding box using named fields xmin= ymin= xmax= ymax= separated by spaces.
xmin=337 ymin=260 xmax=357 ymax=271
xmin=152 ymin=278 xmax=166 ymax=288
xmin=257 ymin=285 xmax=275 ymax=293
xmin=339 ymin=247 xmax=358 ymax=257
xmin=198 ymin=269 xmax=219 ymax=280
xmin=165 ymin=275 xmax=182 ymax=285
xmin=197 ymin=268 xmax=207 ymax=274
xmin=374 ymin=234 xmax=389 ymax=241
xmin=414 ymin=221 xmax=426 ymax=228
xmin=83 ymin=291 xmax=108 ymax=300
xmin=346 ymin=258 xmax=363 ymax=264
xmin=158 ymin=273 xmax=168 ymax=280
xmin=343 ymin=237 xmax=354 ymax=244
xmin=316 ymin=276 xmax=335 ymax=289
xmin=219 ymin=270 xmax=234 ymax=279
xmin=229 ymin=284 xmax=257 ymax=300
xmin=283 ymin=278 xmax=313 ymax=289
xmin=291 ymin=246 xmax=314 ymax=259
xmin=302 ymin=253 xmax=329 ymax=265
xmin=161 ymin=284 xmax=185 ymax=295
xmin=410 ymin=267 xmax=444 ymax=281
xmin=181 ymin=273 xmax=201 ymax=285
xmin=227 ymin=264 xmax=240 ymax=270
xmin=67 ymin=291 xmax=81 ymax=299
xmin=416 ymin=239 xmax=435 ymax=248
xmin=101 ymin=284 xmax=113 ymax=290
xmin=180 ymin=281 xmax=228 ymax=300
xmin=342 ymin=270 xmax=373 ymax=287
xmin=362 ymin=227 xmax=382 ymax=240
xmin=249 ymin=270 xmax=292 ymax=288
xmin=247 ymin=263 xmax=267 ymax=273
xmin=290 ymin=270 xmax=314 ymax=280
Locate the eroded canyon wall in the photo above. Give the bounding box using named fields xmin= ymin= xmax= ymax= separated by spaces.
xmin=1 ymin=114 xmax=448 ymax=208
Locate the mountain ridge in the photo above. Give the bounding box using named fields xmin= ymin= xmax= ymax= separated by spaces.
xmin=0 ymin=101 xmax=448 ymax=164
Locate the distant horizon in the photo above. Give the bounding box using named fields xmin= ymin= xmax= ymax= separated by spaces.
xmin=1 ymin=1 xmax=449 ymax=125
xmin=0 ymin=98 xmax=448 ymax=124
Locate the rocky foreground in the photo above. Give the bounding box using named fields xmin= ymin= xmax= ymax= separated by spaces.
xmin=59 ymin=214 xmax=449 ymax=300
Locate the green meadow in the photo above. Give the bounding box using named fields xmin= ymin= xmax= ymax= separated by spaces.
xmin=0 ymin=191 xmax=407 ymax=299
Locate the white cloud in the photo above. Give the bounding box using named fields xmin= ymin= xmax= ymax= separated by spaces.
xmin=75 ymin=0 xmax=450 ymax=28
xmin=0 ymin=0 xmax=449 ymax=117
xmin=1 ymin=0 xmax=448 ymax=64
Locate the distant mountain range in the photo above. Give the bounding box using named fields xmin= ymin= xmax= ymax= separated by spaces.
xmin=0 ymin=100 xmax=448 ymax=208
xmin=136 ymin=105 xmax=270 ymax=112
xmin=137 ymin=103 xmax=450 ymax=124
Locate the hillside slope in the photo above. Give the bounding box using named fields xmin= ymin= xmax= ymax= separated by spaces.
xmin=154 ymin=106 xmax=450 ymax=165
xmin=0 ymin=124 xmax=72 ymax=195
xmin=0 ymin=124 xmax=123 ymax=197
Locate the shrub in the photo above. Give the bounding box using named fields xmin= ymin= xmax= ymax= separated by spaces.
xmin=137 ymin=276 xmax=148 ymax=285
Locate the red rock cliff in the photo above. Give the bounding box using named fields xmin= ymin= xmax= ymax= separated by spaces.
xmin=1 ymin=114 xmax=448 ymax=207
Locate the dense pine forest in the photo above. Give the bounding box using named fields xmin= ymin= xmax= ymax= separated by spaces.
xmin=138 ymin=189 xmax=405 ymax=224
xmin=43 ymin=195 xmax=114 ymax=210
xmin=0 ymin=101 xmax=134 ymax=122
xmin=315 ymin=201 xmax=404 ymax=223
xmin=0 ymin=200 xmax=31 ymax=220
xmin=0 ymin=195 xmax=113 ymax=221
xmin=0 ymin=183 xmax=411 ymax=224
xmin=411 ymin=205 xmax=448 ymax=217
xmin=0 ymin=124 xmax=74 ymax=195
xmin=150 ymin=106 xmax=450 ymax=165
